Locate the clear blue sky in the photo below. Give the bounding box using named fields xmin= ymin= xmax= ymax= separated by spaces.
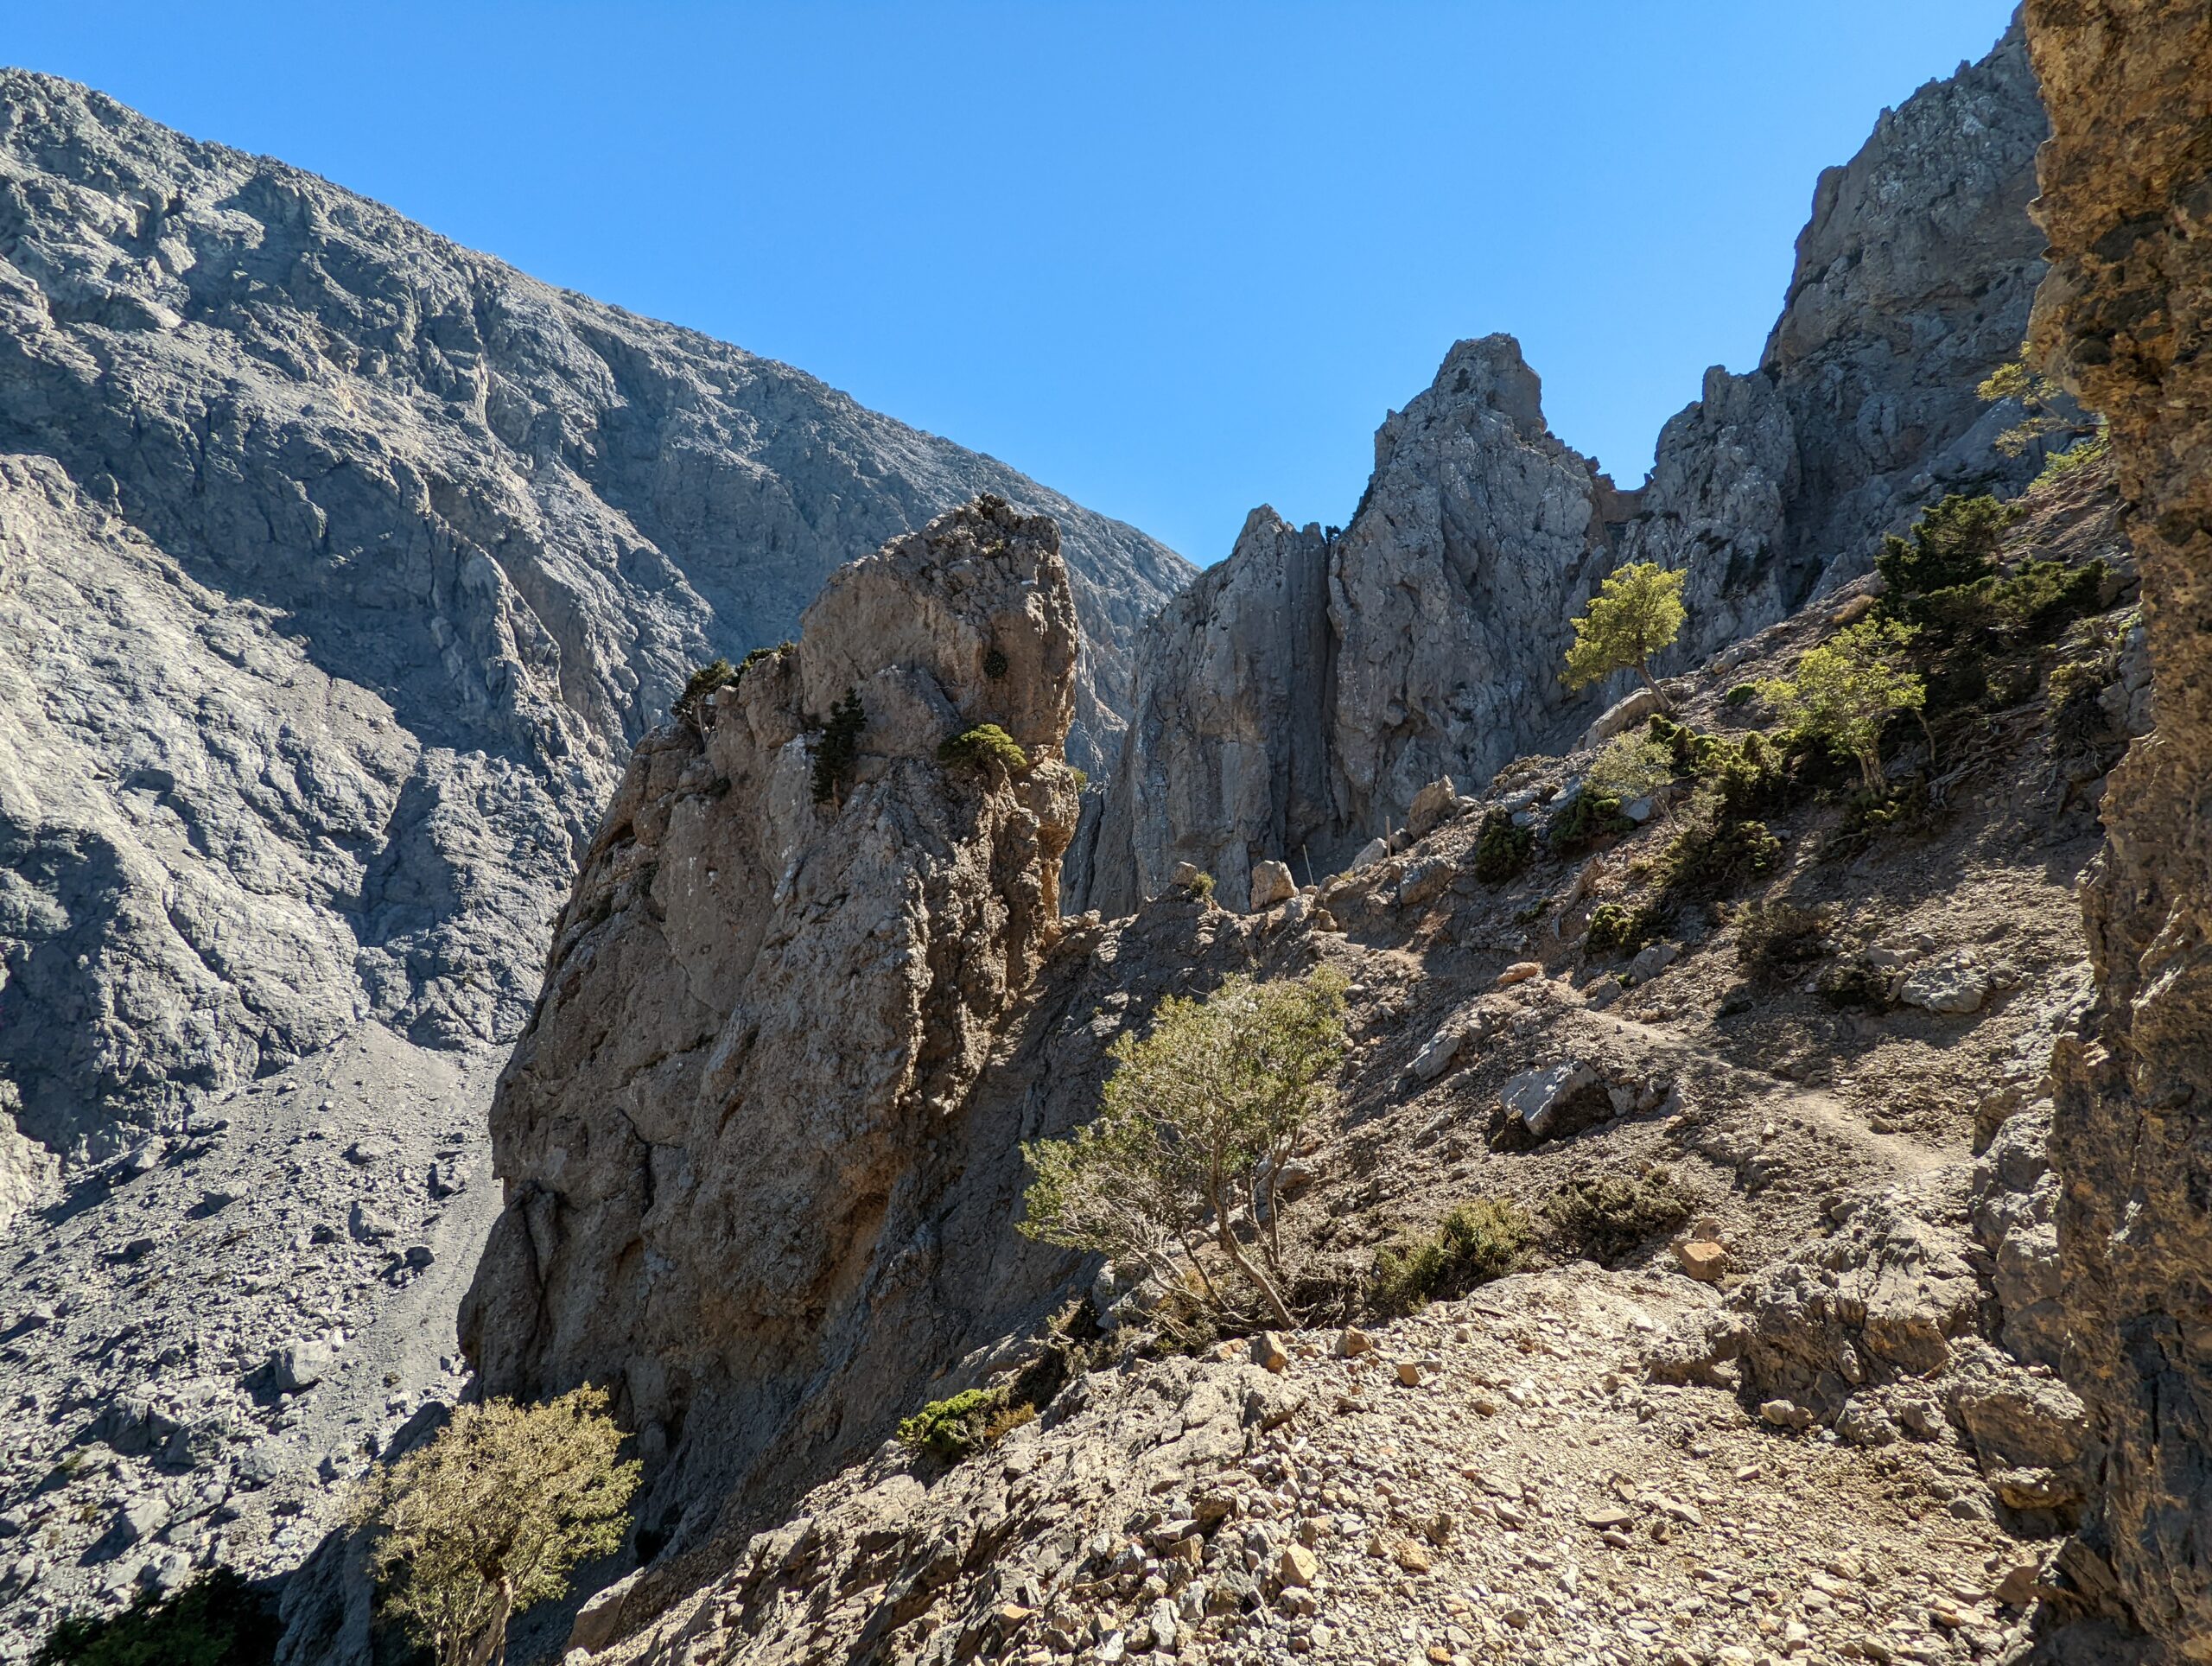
xmin=9 ymin=2 xmax=2022 ymax=565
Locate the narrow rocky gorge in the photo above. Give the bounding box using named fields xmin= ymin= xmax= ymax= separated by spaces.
xmin=7 ymin=8 xmax=2212 ymax=1665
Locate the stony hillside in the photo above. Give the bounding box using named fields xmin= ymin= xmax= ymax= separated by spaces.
xmin=0 ymin=67 xmax=1190 ymax=1168
xmin=1069 ymin=19 xmax=2051 ymax=916
xmin=438 ymin=453 xmax=2141 ymax=1666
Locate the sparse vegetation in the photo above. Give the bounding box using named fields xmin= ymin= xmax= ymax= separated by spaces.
xmin=1977 ymin=354 xmax=2099 ymax=461
xmin=1758 ymin=620 xmax=1927 ymax=793
xmin=1188 ymin=869 xmax=1216 ymax=901
xmin=1585 ymin=734 xmax=1675 ymax=803
xmin=673 ymin=658 xmax=734 ymax=727
xmin=34 ymin=1568 xmax=278 ymax=1666
xmin=1372 ymin=1199 xmax=1533 ymax=1314
xmin=1563 ymin=562 xmax=1688 ymax=707
xmin=1734 ymin=899 xmax=1833 ymax=977
xmin=897 ymin=1388 xmax=1009 ymax=1463
xmin=673 ymin=642 xmax=791 ymax=727
xmin=1661 ymin=803 xmax=1782 ymax=893
xmin=937 ymin=722 xmax=1031 ymax=777
xmin=1586 ymin=901 xmax=1666 ymax=958
xmin=983 ymin=647 xmax=1010 ymax=679
xmin=1546 ymin=788 xmax=1632 ymax=852
xmin=2030 ymin=429 xmax=2109 ymax=489
xmin=1545 ymin=1168 xmax=1695 ymax=1265
xmin=1471 ymin=809 xmax=1534 ymax=884
xmin=1723 ymin=683 xmax=1759 ymax=709
xmin=811 ymin=689 xmax=867 ymax=805
xmin=1019 ymin=969 xmax=1351 ymax=1332
xmin=347 ymin=1387 xmax=639 ymax=1666
xmin=1876 ymin=493 xmax=2016 ymax=601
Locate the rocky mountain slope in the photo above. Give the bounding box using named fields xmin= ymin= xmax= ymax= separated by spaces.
xmin=0 ymin=66 xmax=1190 ymax=1170
xmin=451 ymin=451 xmax=2141 ymax=1666
xmin=1069 ymin=19 xmax=2050 ymax=916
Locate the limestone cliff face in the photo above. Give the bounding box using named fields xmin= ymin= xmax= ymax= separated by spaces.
xmin=0 ymin=70 xmax=1188 ymax=1156
xmin=461 ymin=499 xmax=1091 ymax=1543
xmin=2024 ymin=1 xmax=2212 ymax=1652
xmin=1073 ymin=21 xmax=2050 ymax=917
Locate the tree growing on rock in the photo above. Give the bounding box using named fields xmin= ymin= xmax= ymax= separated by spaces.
xmin=1018 ymin=967 xmax=1350 ymax=1332
xmin=348 ymin=1386 xmax=639 ymax=1666
xmin=1758 ymin=620 xmax=1927 ymax=794
xmin=1563 ymin=562 xmax=1688 ymax=708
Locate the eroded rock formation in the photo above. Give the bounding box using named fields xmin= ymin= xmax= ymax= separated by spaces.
xmin=2024 ymin=0 xmax=2212 ymax=1651
xmin=1073 ymin=19 xmax=2050 ymax=916
xmin=461 ymin=499 xmax=1096 ymax=1543
xmin=0 ymin=70 xmax=1188 ymax=1157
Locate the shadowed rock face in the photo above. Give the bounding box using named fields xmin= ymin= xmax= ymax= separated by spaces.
xmin=2024 ymin=2 xmax=2212 ymax=1652
xmin=461 ymin=499 xmax=1090 ymax=1545
xmin=1072 ymin=19 xmax=2050 ymax=918
xmin=0 ymin=70 xmax=1188 ymax=1157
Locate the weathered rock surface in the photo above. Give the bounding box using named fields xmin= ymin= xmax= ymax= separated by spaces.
xmin=2025 ymin=0 xmax=2212 ymax=1651
xmin=0 ymin=69 xmax=1187 ymax=1156
xmin=1072 ymin=21 xmax=2050 ymax=914
xmin=463 ymin=501 xmax=1100 ymax=1548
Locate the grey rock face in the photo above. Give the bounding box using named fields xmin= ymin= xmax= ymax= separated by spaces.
xmin=1073 ymin=21 xmax=2048 ymax=915
xmin=0 ymin=69 xmax=1188 ymax=1155
xmin=461 ymin=499 xmax=1088 ymax=1541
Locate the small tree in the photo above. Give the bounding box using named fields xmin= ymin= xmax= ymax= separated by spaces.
xmin=349 ymin=1387 xmax=640 ymax=1666
xmin=1758 ymin=620 xmax=1927 ymax=793
xmin=811 ymin=689 xmax=866 ymax=806
xmin=1563 ymin=562 xmax=1688 ymax=708
xmin=1875 ymin=493 xmax=2016 ymax=600
xmin=1019 ymin=968 xmax=1350 ymax=1332
xmin=1977 ymin=354 xmax=2099 ymax=459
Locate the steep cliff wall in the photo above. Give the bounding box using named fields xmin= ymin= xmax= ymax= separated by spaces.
xmin=0 ymin=70 xmax=1189 ymax=1156
xmin=461 ymin=499 xmax=1100 ymax=1545
xmin=2024 ymin=1 xmax=2212 ymax=1653
xmin=1074 ymin=18 xmax=2050 ymax=917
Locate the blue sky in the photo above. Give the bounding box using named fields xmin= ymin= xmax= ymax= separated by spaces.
xmin=9 ymin=2 xmax=2022 ymax=565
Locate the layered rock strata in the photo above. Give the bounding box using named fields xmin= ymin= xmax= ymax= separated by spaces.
xmin=0 ymin=69 xmax=1188 ymax=1157
xmin=461 ymin=499 xmax=1093 ymax=1544
xmin=1073 ymin=19 xmax=2050 ymax=916
xmin=2024 ymin=0 xmax=2212 ymax=1652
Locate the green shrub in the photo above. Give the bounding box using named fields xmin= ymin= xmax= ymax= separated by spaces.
xmin=1586 ymin=734 xmax=1675 ymax=803
xmin=1586 ymin=901 xmax=1666 ymax=958
xmin=673 ymin=658 xmax=734 ymax=726
xmin=1734 ymin=900 xmax=1833 ymax=976
xmin=1989 ymin=558 xmax=2108 ymax=645
xmin=1189 ymin=870 xmax=1216 ymax=901
xmin=1547 ymin=790 xmax=1631 ymax=852
xmin=35 ymin=1568 xmax=278 ymax=1666
xmin=1723 ymin=683 xmax=1758 ymax=709
xmin=1471 ymin=810 xmax=1535 ymax=884
xmin=811 ymin=690 xmax=867 ymax=805
xmin=673 ymin=642 xmax=791 ymax=727
xmin=1876 ymin=494 xmax=2016 ymax=600
xmin=1372 ymin=1199 xmax=1533 ymax=1314
xmin=937 ymin=722 xmax=1031 ymax=777
xmin=2031 ymin=429 xmax=2109 ymax=490
xmin=1545 ymin=1169 xmax=1695 ymax=1265
xmin=1661 ymin=796 xmax=1781 ymax=893
xmin=897 ymin=1387 xmax=1009 ymax=1462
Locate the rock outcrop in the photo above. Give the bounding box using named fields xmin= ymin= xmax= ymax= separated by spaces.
xmin=1072 ymin=19 xmax=2050 ymax=916
xmin=0 ymin=69 xmax=1189 ymax=1156
xmin=461 ymin=500 xmax=1093 ymax=1544
xmin=2024 ymin=1 xmax=2212 ymax=1652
